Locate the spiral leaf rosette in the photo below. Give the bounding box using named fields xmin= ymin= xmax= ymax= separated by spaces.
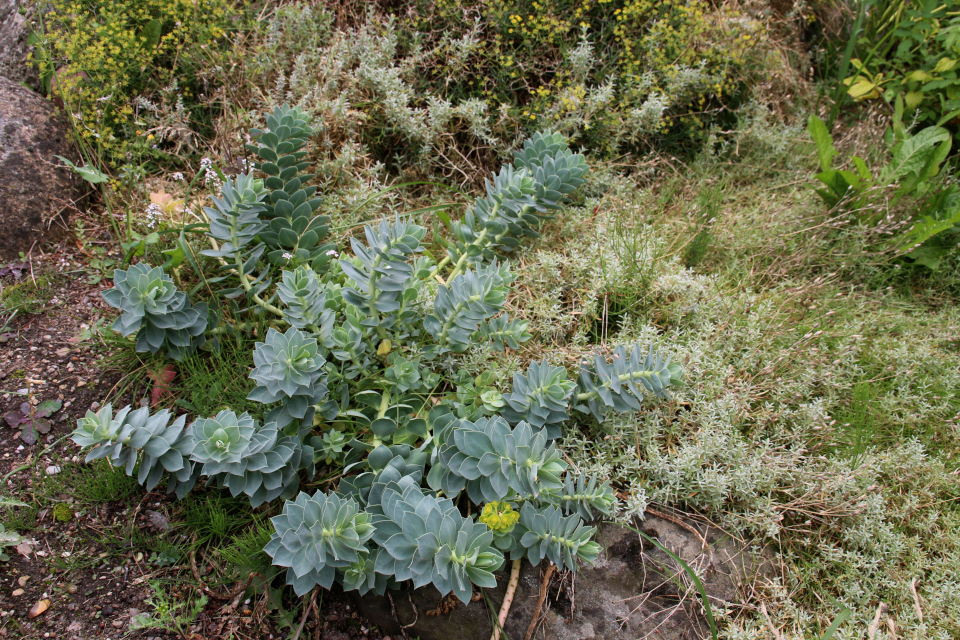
xmin=102 ymin=263 xmax=208 ymax=360
xmin=191 ymin=410 xmax=256 ymax=465
xmin=71 ymin=404 xmax=197 ymax=498
xmin=265 ymin=491 xmax=374 ymax=595
xmin=248 ymin=327 xmax=326 ymax=402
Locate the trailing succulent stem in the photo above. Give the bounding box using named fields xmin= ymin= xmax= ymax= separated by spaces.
xmin=77 ymin=106 xmax=684 ymax=606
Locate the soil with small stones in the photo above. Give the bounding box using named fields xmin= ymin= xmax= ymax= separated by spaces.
xmin=0 ymin=247 xmax=392 ymax=639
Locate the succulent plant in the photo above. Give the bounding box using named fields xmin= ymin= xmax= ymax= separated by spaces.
xmin=264 ymin=491 xmax=374 ymax=595
xmin=77 ymin=120 xmax=683 ymax=606
xmin=478 ymin=313 xmax=531 ymax=351
xmin=424 ymin=263 xmax=511 ymax=353
xmin=513 ymin=504 xmax=601 ymax=568
xmin=340 ymin=548 xmax=391 ymax=595
xmin=277 ymin=266 xmax=332 ymax=330
xmin=246 ymin=106 xmax=335 ymax=271
xmin=190 ymin=410 xmax=256 ymax=465
xmin=368 ymin=475 xmax=503 ymax=603
xmin=575 ymin=342 xmax=683 ymax=422
xmin=248 ymin=327 xmax=326 ymax=402
xmin=512 ymin=130 xmax=590 ymax=212
xmin=71 ymin=404 xmax=197 ymax=498
xmin=429 ymin=416 xmax=566 ymax=504
xmin=204 ymin=423 xmax=310 ymax=507
xmin=501 ymin=361 xmax=576 ymax=439
xmin=339 ymin=218 xmax=426 ymax=329
xmin=102 ymin=264 xmax=208 ymax=360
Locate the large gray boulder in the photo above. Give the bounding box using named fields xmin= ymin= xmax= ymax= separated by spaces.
xmin=352 ymin=514 xmax=773 ymax=640
xmin=0 ymin=0 xmax=36 ymax=88
xmin=0 ymin=75 xmax=82 ymax=259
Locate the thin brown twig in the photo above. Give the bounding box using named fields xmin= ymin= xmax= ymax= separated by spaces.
xmin=867 ymin=602 xmax=888 ymax=640
xmin=188 ymin=545 xmax=262 ymax=600
xmin=311 ymin=592 xmax=322 ymax=640
xmin=523 ymin=563 xmax=556 ymax=640
xmin=290 ymin=588 xmax=319 ymax=640
xmin=909 ymin=577 xmax=923 ymax=624
xmin=760 ymin=603 xmax=782 ymax=640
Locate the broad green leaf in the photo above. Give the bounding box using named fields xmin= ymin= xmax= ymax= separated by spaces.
xmin=900 ymin=209 xmax=960 ymax=250
xmin=847 ymin=78 xmax=880 ymax=100
xmin=904 ymin=91 xmax=924 ymax=110
xmin=807 ymin=115 xmax=837 ymax=172
xmin=933 ymin=58 xmax=956 ymax=74
xmin=851 ymin=156 xmax=872 ymax=182
xmin=55 ymin=156 xmax=109 ymax=184
xmin=162 ymin=245 xmax=186 ymax=268
xmin=139 ymin=19 xmax=162 ymax=51
xmin=884 ymin=126 xmax=952 ymax=185
xmin=34 ymin=400 xmax=62 ymax=418
xmin=906 ymin=70 xmax=935 ymax=83
xmin=898 ymin=138 xmax=951 ymax=195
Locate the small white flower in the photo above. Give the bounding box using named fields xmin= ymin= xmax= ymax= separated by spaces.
xmin=172 ymin=172 xmax=184 ymax=181
xmin=145 ymin=203 xmax=163 ymax=229
xmin=282 ymin=252 xmax=293 ymax=260
xmin=326 ymin=250 xmax=339 ymax=257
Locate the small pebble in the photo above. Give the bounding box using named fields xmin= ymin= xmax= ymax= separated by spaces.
xmin=11 ymin=589 xmax=24 ymax=597
xmin=45 ymin=466 xmax=61 ymax=476
xmin=67 ymin=585 xmax=77 ymax=594
xmin=89 ymin=401 xmax=100 ymax=411
xmin=103 ymin=605 xmax=114 ymax=615
xmin=112 ymin=620 xmax=123 ymax=628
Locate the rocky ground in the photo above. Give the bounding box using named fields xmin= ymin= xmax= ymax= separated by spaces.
xmin=0 ymin=246 xmax=394 ymax=639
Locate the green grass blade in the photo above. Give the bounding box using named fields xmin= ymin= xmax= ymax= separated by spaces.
xmin=820 ymin=606 xmax=851 ymax=640
xmin=622 ymin=523 xmax=718 ymax=640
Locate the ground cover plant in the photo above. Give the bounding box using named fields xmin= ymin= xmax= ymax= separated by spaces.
xmin=3 ymin=1 xmax=960 ymax=639
xmin=69 ymin=111 xmax=687 ymax=608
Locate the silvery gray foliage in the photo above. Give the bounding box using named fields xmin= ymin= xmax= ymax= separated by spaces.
xmin=249 ymin=327 xmax=326 ymax=402
xmin=203 ymin=422 xmax=310 ymax=507
xmin=246 ymin=106 xmax=335 ymax=271
xmin=79 ymin=117 xmax=686 ymax=603
xmin=190 ymin=410 xmax=310 ymax=506
xmin=511 ymin=130 xmax=590 ymax=212
xmin=102 ymin=264 xmax=208 ymax=360
xmin=428 ymin=416 xmax=567 ymax=504
xmin=477 ymin=313 xmax=531 ymax=351
xmin=512 ymin=504 xmax=600 ymax=567
xmin=70 ymin=404 xmax=197 ymax=498
xmin=191 ymin=410 xmax=256 ymax=465
xmin=264 ymin=491 xmax=374 ymax=595
xmin=500 ymin=361 xmax=576 ymax=439
xmin=339 ymin=218 xmax=427 ymax=329
xmin=202 ymin=172 xmax=268 ymax=253
xmin=441 ymin=130 xmax=588 ymax=270
xmin=368 ymin=474 xmax=503 ymax=604
xmin=277 ymin=266 xmax=332 ymax=330
xmin=248 ymin=327 xmax=331 ymax=430
xmin=575 ymin=342 xmax=684 ymax=422
xmin=423 ymin=262 xmax=513 ymax=353
xmin=200 ymin=172 xmax=271 ymax=300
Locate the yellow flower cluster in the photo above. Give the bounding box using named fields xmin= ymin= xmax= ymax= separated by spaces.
xmin=36 ymin=0 xmax=234 ymax=165
xmin=479 ymin=501 xmax=520 ymax=533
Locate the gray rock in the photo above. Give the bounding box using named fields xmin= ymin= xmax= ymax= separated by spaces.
xmin=0 ymin=75 xmax=83 ymax=259
xmin=146 ymin=510 xmax=169 ymax=531
xmin=0 ymin=0 xmax=37 ymax=88
xmin=352 ymin=514 xmax=772 ymax=640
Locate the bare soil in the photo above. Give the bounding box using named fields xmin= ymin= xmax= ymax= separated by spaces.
xmin=0 ymin=246 xmax=393 ymax=639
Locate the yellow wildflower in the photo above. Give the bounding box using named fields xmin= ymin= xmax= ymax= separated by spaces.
xmin=479 ymin=501 xmax=519 ymax=533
